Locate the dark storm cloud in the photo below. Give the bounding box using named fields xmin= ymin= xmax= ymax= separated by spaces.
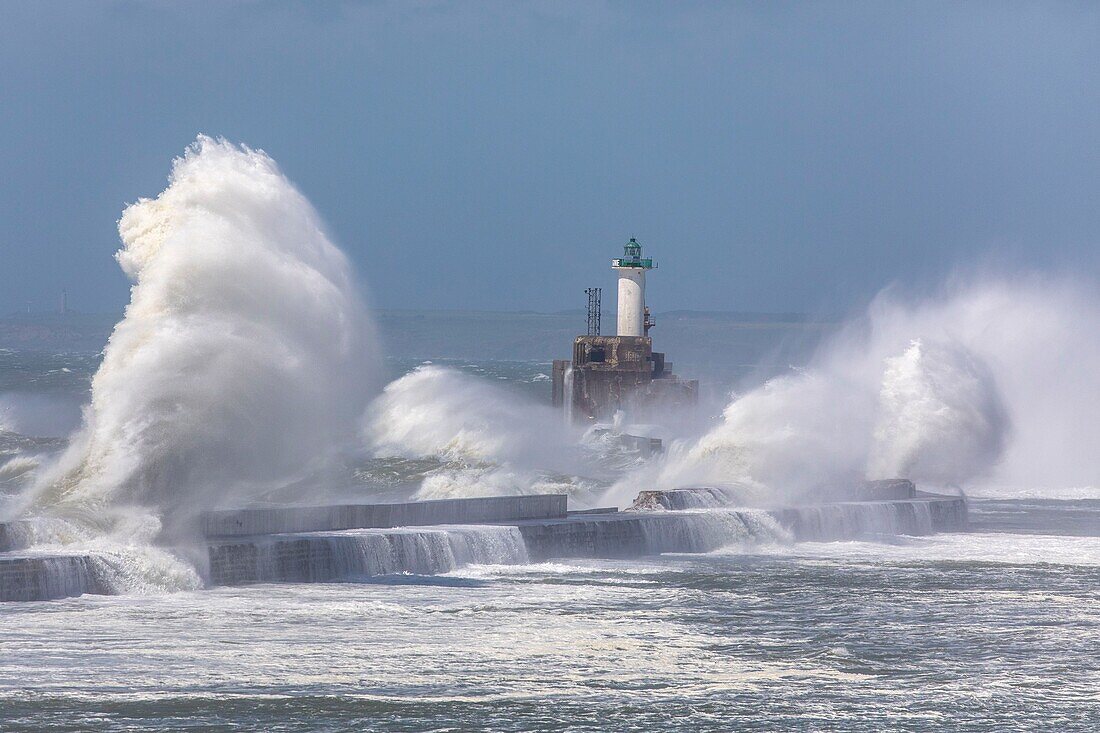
xmin=1 ymin=1 xmax=1098 ymax=314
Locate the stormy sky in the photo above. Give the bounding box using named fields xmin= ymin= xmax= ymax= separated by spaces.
xmin=2 ymin=1 xmax=1098 ymax=315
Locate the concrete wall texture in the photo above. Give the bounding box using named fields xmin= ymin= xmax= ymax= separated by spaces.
xmin=1 ymin=495 xmax=968 ymax=602
xmin=201 ymin=494 xmax=569 ymax=538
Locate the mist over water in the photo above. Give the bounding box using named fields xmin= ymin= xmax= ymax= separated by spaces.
xmin=343 ymin=274 xmax=1100 ymax=509
xmin=0 ymin=138 xmax=1096 ymax=607
xmin=608 ymin=276 xmax=1099 ymax=505
xmin=367 ymin=365 xmax=563 ymax=466
xmin=0 ymin=158 xmax=1098 ymax=733
xmin=363 ymin=365 xmax=604 ymax=502
xmin=7 ymin=137 xmax=377 ymax=556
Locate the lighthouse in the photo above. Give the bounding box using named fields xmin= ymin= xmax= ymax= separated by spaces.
xmin=552 ymin=236 xmax=695 ymax=422
xmin=611 ymin=237 xmax=655 ymax=337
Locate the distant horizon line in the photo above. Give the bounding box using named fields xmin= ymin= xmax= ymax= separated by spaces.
xmin=3 ymin=307 xmax=836 ymax=322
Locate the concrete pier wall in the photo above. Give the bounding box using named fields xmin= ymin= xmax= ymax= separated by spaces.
xmin=925 ymin=496 xmax=969 ymax=531
xmin=201 ymin=494 xmax=568 ymax=538
xmin=519 ymin=498 xmax=966 ymax=561
xmin=208 ymin=525 xmax=529 ymax=586
xmin=3 ymin=494 xmax=968 ymax=601
xmin=632 ymin=487 xmax=742 ymax=510
xmin=772 ymin=498 xmax=966 ymax=540
xmin=631 ymin=488 xmax=966 ymax=537
xmin=517 ymin=516 xmax=650 ymax=560
xmin=206 ymin=511 xmax=784 ymax=584
xmin=633 ymin=481 xmax=922 ymax=511
xmin=0 ymin=555 xmax=108 ymax=602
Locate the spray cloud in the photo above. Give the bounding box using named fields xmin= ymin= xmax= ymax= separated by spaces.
xmin=608 ymin=275 xmax=1099 ymax=505
xmin=15 ymin=136 xmax=377 ymax=541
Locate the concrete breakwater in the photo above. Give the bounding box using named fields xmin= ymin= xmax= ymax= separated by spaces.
xmin=209 ymin=525 xmax=530 ymax=586
xmin=518 ymin=496 xmax=966 ymax=560
xmin=516 ymin=509 xmax=788 ymax=561
xmin=208 ymin=493 xmax=966 ymax=586
xmin=775 ymin=497 xmax=967 ymax=540
xmin=631 ymin=480 xmax=931 ymax=511
xmin=632 ymin=486 xmax=967 ymax=540
xmin=206 ymin=510 xmax=788 ymax=585
xmin=201 ymin=494 xmax=568 ymax=538
xmin=1 ymin=491 xmax=968 ymax=602
xmin=0 ymin=554 xmax=109 ymax=602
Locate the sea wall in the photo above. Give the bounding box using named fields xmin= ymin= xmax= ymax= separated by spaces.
xmin=208 ymin=525 xmax=529 ymax=586
xmin=632 ymin=487 xmax=742 ymax=510
xmin=206 ymin=510 xmax=789 ymax=585
xmin=0 ymin=555 xmax=108 ymax=602
xmin=925 ymin=496 xmax=969 ymax=531
xmin=518 ymin=509 xmax=788 ymax=561
xmin=201 ymin=494 xmax=568 ymax=538
xmin=771 ymin=498 xmax=966 ymax=540
xmin=3 ymin=494 xmax=968 ymax=601
xmin=631 ymin=488 xmax=966 ymax=539
xmin=633 ymin=481 xmax=921 ymax=511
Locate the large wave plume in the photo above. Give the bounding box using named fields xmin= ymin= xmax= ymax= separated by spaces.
xmin=14 ymin=136 xmax=377 ymax=543
xmin=608 ymin=276 xmax=1099 ymax=505
xmin=363 ymin=365 xmax=601 ymax=501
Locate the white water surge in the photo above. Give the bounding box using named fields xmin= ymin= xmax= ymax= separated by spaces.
xmin=363 ymin=365 xmax=600 ymax=502
xmin=636 ymin=509 xmax=792 ymax=553
xmin=5 ymin=136 xmax=377 ymax=591
xmin=357 ymin=276 xmax=1098 ymax=510
xmin=367 ymin=365 xmax=561 ymax=464
xmin=608 ymin=277 xmax=1100 ymax=505
xmin=211 ymin=524 xmax=530 ymax=585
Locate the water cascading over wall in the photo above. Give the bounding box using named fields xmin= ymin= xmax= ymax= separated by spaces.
xmin=208 ymin=525 xmax=529 ymax=586
xmin=773 ymin=502 xmax=936 ymax=540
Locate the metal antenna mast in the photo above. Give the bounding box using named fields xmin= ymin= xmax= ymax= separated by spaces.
xmin=585 ymin=287 xmax=602 ymax=336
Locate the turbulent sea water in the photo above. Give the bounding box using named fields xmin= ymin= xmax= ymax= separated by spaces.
xmin=1 ymin=540 xmax=1097 ymax=731
xmin=1 ymin=350 xmax=1098 ymax=731
xmin=2 ymin=140 xmax=1097 ymax=730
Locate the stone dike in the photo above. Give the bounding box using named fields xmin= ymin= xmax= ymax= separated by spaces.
xmin=201 ymin=494 xmax=568 ymax=538
xmin=0 ymin=554 xmax=109 ymax=602
xmin=1 ymin=489 xmax=967 ymax=602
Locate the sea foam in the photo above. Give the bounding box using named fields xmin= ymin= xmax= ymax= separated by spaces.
xmin=8 ymin=136 xmax=377 ymax=589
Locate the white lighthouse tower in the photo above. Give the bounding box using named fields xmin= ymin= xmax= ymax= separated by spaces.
xmin=552 ymin=236 xmax=695 ymax=421
xmin=612 ymin=237 xmax=655 ymax=337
